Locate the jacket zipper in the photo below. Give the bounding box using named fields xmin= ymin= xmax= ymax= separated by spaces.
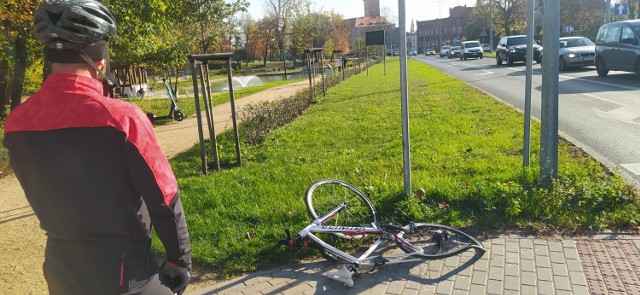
xmin=119 ymin=252 xmax=125 ymax=287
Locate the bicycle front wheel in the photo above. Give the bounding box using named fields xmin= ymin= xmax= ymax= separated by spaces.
xmin=396 ymin=223 xmax=485 ymax=259
xmin=305 ymin=179 xmax=376 ymax=227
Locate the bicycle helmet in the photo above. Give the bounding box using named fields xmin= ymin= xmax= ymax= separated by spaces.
xmin=33 ymin=0 xmax=116 ymax=48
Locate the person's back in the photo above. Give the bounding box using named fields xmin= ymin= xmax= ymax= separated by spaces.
xmin=3 ymin=1 xmax=191 ymax=294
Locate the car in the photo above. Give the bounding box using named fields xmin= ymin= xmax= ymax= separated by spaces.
xmin=482 ymin=43 xmax=491 ymax=52
xmin=594 ymin=19 xmax=640 ymax=77
xmin=440 ymin=45 xmax=451 ymax=57
xmin=409 ymin=51 xmax=418 ymax=56
xmin=460 ymin=41 xmax=483 ymax=60
xmin=447 ymin=46 xmax=461 ymax=59
xmin=495 ymin=35 xmax=542 ymax=66
xmin=425 ymin=48 xmax=436 ymax=56
xmin=393 ymin=51 xmax=400 ymax=56
xmin=547 ymin=36 xmax=595 ymax=71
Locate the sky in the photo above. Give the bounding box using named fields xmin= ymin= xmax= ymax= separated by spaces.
xmin=246 ymin=0 xmax=479 ymax=31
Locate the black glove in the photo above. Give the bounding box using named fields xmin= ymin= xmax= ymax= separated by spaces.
xmin=159 ymin=261 xmax=191 ymax=294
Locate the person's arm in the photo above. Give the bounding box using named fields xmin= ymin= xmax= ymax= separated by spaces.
xmin=122 ymin=107 xmax=192 ymax=270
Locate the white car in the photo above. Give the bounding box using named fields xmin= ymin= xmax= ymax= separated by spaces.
xmin=440 ymin=45 xmax=451 ymax=57
xmin=460 ymin=41 xmax=483 ymax=60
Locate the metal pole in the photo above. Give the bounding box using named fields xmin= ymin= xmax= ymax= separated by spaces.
xmin=606 ymin=0 xmax=612 ymax=23
xmin=366 ymin=46 xmax=369 ymax=76
xmin=226 ymin=58 xmax=242 ymax=166
xmin=306 ymin=52 xmax=313 ymax=99
xmin=524 ymin=0 xmax=534 ymax=169
xmin=490 ymin=0 xmax=494 ymax=52
xmin=540 ymin=0 xmax=560 ymax=189
xmin=189 ymin=59 xmax=207 ymax=175
xmin=398 ymin=0 xmax=411 ymax=197
xmin=320 ymin=51 xmax=326 ymax=97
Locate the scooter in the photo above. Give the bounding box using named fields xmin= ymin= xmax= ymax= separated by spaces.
xmin=147 ymin=78 xmax=185 ymax=123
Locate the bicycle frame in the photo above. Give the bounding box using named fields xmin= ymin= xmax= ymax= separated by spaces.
xmin=296 ymin=203 xmax=425 ymax=271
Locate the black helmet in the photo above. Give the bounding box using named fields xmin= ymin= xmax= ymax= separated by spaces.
xmin=33 ymin=0 xmax=116 ymax=48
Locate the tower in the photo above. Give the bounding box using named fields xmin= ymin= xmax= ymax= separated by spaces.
xmin=363 ymin=0 xmax=380 ymax=17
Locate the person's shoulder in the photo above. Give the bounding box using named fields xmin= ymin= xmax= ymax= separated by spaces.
xmin=98 ymin=97 xmax=150 ymax=127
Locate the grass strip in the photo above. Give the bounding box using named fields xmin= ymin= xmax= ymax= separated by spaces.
xmin=167 ymin=58 xmax=639 ymax=276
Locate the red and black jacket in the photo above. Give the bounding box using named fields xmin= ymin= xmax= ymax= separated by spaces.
xmin=3 ymin=73 xmax=191 ymax=293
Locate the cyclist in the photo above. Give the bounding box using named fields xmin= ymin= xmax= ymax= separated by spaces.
xmin=3 ymin=0 xmax=191 ymax=294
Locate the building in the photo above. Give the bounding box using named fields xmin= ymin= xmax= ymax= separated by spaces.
xmin=416 ymin=5 xmax=473 ymax=52
xmin=343 ymin=0 xmax=398 ymax=55
xmin=407 ymin=19 xmax=418 ymax=53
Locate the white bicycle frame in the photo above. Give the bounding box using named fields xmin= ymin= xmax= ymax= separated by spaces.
xmin=296 ymin=202 xmax=425 ymax=271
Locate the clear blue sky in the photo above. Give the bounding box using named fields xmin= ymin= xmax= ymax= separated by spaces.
xmin=246 ymin=0 xmax=479 ymax=31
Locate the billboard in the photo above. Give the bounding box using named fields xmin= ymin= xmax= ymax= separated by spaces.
xmin=366 ymin=30 xmax=385 ymax=45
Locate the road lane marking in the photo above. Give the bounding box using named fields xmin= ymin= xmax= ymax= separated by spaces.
xmin=477 ymin=70 xmax=494 ymax=75
xmin=582 ymin=93 xmax=640 ymax=125
xmin=621 ymin=163 xmax=640 ymax=176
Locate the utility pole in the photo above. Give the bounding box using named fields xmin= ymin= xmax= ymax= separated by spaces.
xmin=433 ymin=0 xmax=446 ymax=48
xmin=398 ymin=0 xmax=411 ymax=197
xmin=490 ymin=0 xmax=494 ymax=52
xmin=540 ymin=0 xmax=560 ymax=189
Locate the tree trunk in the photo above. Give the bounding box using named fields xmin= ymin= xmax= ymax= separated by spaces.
xmin=0 ymin=57 xmax=9 ymax=119
xmin=10 ymin=36 xmax=28 ymax=110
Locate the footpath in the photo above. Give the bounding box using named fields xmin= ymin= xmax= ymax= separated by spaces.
xmin=2 ymin=78 xmax=640 ymax=294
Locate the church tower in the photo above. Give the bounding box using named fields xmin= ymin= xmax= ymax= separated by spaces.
xmin=363 ymin=0 xmax=380 ymax=17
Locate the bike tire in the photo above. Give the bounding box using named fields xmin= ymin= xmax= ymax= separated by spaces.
xmin=305 ymin=179 xmax=376 ymax=226
xmin=395 ymin=223 xmax=485 ymax=259
xmin=305 ymin=179 xmax=378 ymax=263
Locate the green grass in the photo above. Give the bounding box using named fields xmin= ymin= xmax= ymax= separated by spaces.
xmin=132 ymin=78 xmax=305 ymax=125
xmin=167 ymin=58 xmax=639 ymax=276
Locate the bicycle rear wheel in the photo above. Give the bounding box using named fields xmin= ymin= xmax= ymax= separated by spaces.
xmin=395 ymin=223 xmax=484 ymax=259
xmin=305 ymin=179 xmax=376 ymax=226
xmin=305 ymin=179 xmax=378 ymax=263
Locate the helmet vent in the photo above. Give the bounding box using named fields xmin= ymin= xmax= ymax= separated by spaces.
xmin=47 ymin=11 xmax=62 ymax=25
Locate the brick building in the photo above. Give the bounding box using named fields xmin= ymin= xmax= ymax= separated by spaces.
xmin=416 ymin=5 xmax=474 ymax=52
xmin=343 ymin=0 xmax=398 ymax=54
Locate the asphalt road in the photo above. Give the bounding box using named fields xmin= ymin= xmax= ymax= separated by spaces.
xmin=414 ymin=54 xmax=640 ymax=187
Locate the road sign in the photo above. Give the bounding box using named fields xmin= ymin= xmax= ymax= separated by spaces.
xmin=564 ymin=25 xmax=574 ymax=33
xmin=614 ymin=2 xmax=628 ymax=15
xmin=480 ymin=29 xmax=487 ymax=37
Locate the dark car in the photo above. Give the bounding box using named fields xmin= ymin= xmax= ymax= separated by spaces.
xmin=448 ymin=46 xmax=461 ymax=59
xmin=460 ymin=41 xmax=483 ymax=60
xmin=595 ymin=19 xmax=640 ymax=77
xmin=496 ymin=35 xmax=542 ymax=66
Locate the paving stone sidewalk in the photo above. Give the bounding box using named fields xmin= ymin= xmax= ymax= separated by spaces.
xmin=188 ymin=234 xmax=640 ymax=295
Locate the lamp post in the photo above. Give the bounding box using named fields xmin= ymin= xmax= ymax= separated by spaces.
xmin=490 ymin=0 xmax=494 ymax=52
xmin=433 ymin=0 xmax=446 ymax=48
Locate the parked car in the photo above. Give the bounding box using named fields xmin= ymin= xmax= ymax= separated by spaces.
xmin=594 ymin=19 xmax=640 ymax=77
xmin=440 ymin=45 xmax=451 ymax=57
xmin=460 ymin=41 xmax=483 ymax=60
xmin=425 ymin=48 xmax=436 ymax=56
xmin=495 ymin=35 xmax=542 ymax=65
xmin=448 ymin=46 xmax=461 ymax=59
xmin=393 ymin=51 xmax=400 ymax=56
xmin=482 ymin=43 xmax=492 ymax=52
xmin=542 ymin=36 xmax=595 ymax=71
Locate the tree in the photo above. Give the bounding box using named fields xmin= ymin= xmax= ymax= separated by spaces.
xmin=174 ymin=0 xmax=248 ymax=54
xmin=560 ymin=0 xmax=605 ymax=39
xmin=0 ymin=0 xmax=39 ymax=113
xmin=493 ymin=0 xmax=527 ymax=36
xmin=239 ymin=13 xmax=258 ymax=65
